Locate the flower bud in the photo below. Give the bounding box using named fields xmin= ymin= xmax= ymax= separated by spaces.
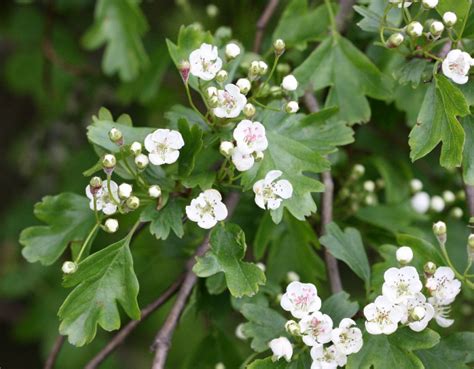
xmin=216 ymin=70 xmax=228 ymax=83
xmin=443 ymin=12 xmax=457 ymax=27
xmin=219 ymin=141 xmax=235 ymax=157
xmin=468 ymin=234 xmax=474 ymax=248
xmin=407 ymin=21 xmax=423 ymax=37
xmin=225 ymin=42 xmax=240 ymax=59
xmin=352 ymin=164 xmax=365 ymax=178
xmin=126 ymin=196 xmax=140 ymax=210
xmin=281 ymin=74 xmax=298 ymax=91
xmin=451 ymin=207 xmax=463 ymax=219
xmin=424 ymin=261 xmax=437 ymax=276
xmin=215 ymin=363 xmax=225 ymax=369
xmin=285 ymin=101 xmax=299 ymax=113
xmin=62 ymin=261 xmax=78 ymax=274
xmin=178 ymin=60 xmax=191 ymax=83
xmin=410 ymin=306 xmax=426 ymax=321
xmin=249 ymin=61 xmax=260 ymax=77
xmin=235 ymin=323 xmax=247 ymax=340
xmin=285 ymin=320 xmax=301 ymax=336
xmin=207 ymin=86 xmax=218 ymax=99
xmin=430 ymin=21 xmax=444 ymax=36
xmin=135 ymin=154 xmax=149 ymax=169
xmin=411 ymin=191 xmax=430 ymax=214
xmin=387 ymin=33 xmax=404 ymax=48
xmin=254 ymin=151 xmax=264 ymax=162
xmin=273 ymin=38 xmax=286 ymax=55
xmin=363 ymin=180 xmax=375 ymax=192
xmin=236 ymin=78 xmax=251 ymax=94
xmin=118 ymin=183 xmax=133 ymax=199
xmin=89 ymin=176 xmax=102 ymax=190
xmin=108 ymin=127 xmax=123 ymax=145
xmin=422 ymin=0 xmax=438 ymax=9
xmin=256 ymin=262 xmax=266 ymax=272
xmin=396 ymin=246 xmax=413 ymax=264
xmin=104 ymin=218 xmax=119 ymax=233
xmin=442 ymin=190 xmax=455 ymax=204
xmin=286 ymin=271 xmax=300 ymax=283
xmin=206 ymin=4 xmax=219 ymax=18
xmin=430 ymin=195 xmax=445 ymax=212
xmin=433 ymin=221 xmax=447 ymax=243
xmin=258 ymin=61 xmax=268 ymax=75
xmin=243 ymin=103 xmax=256 ymax=118
xmin=410 ymin=178 xmax=423 ymax=193
xmin=130 ymin=141 xmax=142 ymax=156
xmin=148 ymin=185 xmax=162 ymax=198
xmin=102 ymin=154 xmax=116 ymax=169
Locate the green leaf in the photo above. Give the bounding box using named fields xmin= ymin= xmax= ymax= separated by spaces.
xmin=320 ymin=291 xmax=359 ymax=326
xmin=294 ymin=35 xmax=392 ymax=124
xmin=247 ymin=358 xmax=288 ymax=369
xmin=417 ymin=332 xmax=474 ymax=369
xmin=272 ymin=0 xmax=335 ymax=46
xmin=372 ymin=157 xmax=410 ymax=204
xmin=193 ymin=223 xmax=266 ymax=297
xmin=139 ymin=199 xmax=184 ymax=240
xmin=436 ymin=0 xmax=472 ymax=37
xmin=20 ymin=193 xmax=96 ymax=265
xmin=393 ymin=58 xmax=431 ymax=88
xmin=240 ymin=303 xmax=286 ymax=352
xmin=253 ymin=212 xmax=278 ymax=260
xmin=320 ymin=222 xmax=371 ymax=288
xmin=462 ymin=115 xmax=474 ymax=185
xmin=58 ymin=235 xmax=140 ymax=346
xmin=396 ymin=234 xmax=444 ymax=265
xmin=409 ymin=75 xmax=469 ymax=168
xmin=354 ymin=0 xmax=402 ymax=33
xmin=82 ymin=0 xmax=148 ymax=81
xmin=177 ymin=118 xmax=203 ymax=178
xmin=347 ymin=328 xmax=440 ymax=369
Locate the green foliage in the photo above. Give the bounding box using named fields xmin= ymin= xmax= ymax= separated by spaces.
xmin=177 ymin=118 xmax=204 ymax=178
xmin=320 ymin=291 xmax=359 ymax=325
xmin=435 ymin=0 xmax=472 ymax=37
xmin=20 ymin=193 xmax=96 ymax=265
xmin=58 ymin=235 xmax=140 ymax=346
xmin=462 ymin=115 xmax=474 ymax=185
xmin=193 ymin=223 xmax=266 ymax=297
xmin=354 ymin=0 xmax=401 ymax=33
xmin=139 ymin=199 xmax=184 ymax=240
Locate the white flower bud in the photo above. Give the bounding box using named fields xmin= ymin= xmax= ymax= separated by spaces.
xmin=206 ymin=4 xmax=219 ymax=18
xmin=254 ymin=151 xmax=264 ymax=162
xmin=130 ymin=141 xmax=142 ymax=156
xmin=219 ymin=141 xmax=235 ymax=157
xmin=243 ymin=103 xmax=256 ymax=118
xmin=407 ymin=21 xmax=423 ymax=37
xmin=468 ymin=234 xmax=474 ymax=248
xmin=442 ymin=190 xmax=455 ymax=204
xmin=118 ymin=183 xmax=133 ymax=199
xmin=286 ymin=271 xmax=300 ymax=283
xmin=285 ymin=101 xmax=299 ymax=113
xmin=215 ymin=363 xmax=225 ymax=369
xmin=363 ymin=180 xmax=375 ymax=192
xmin=443 ymin=12 xmax=457 ymax=27
xmin=411 ymin=191 xmax=430 ymax=214
xmin=281 ymin=74 xmax=298 ymax=91
xmin=433 ymin=221 xmax=447 ymax=236
xmin=396 ymin=246 xmax=413 ymax=264
xmin=411 ymin=306 xmax=426 ymax=321
xmin=62 ymin=261 xmax=78 ymax=274
xmin=269 ymin=337 xmax=293 ymax=362
xmin=249 ymin=61 xmax=260 ymax=77
xmin=148 ymin=185 xmax=162 ymax=198
xmin=126 ymin=196 xmax=140 ymax=210
xmin=387 ymin=33 xmax=404 ymax=48
xmin=273 ymin=38 xmax=286 ymax=55
xmin=353 ymin=164 xmax=365 ymax=177
xmin=235 ymin=323 xmax=247 ymax=340
xmin=410 ymin=178 xmax=423 ymax=193
xmin=236 ymin=78 xmax=251 ymax=94
xmin=424 ymin=261 xmax=437 ymax=275
xmin=364 ymin=194 xmax=377 ymax=206
xmin=258 ymin=61 xmax=268 ymax=75
xmin=430 ymin=195 xmax=445 ymax=212
xmin=108 ymin=127 xmax=123 ymax=144
xmin=135 ymin=153 xmax=149 ymax=169
xmin=256 ymin=262 xmax=266 ymax=272
xmin=422 ymin=0 xmax=438 ymax=8
xmin=285 ymin=320 xmax=301 ymax=336
xmin=104 ymin=218 xmax=119 ymax=233
xmin=102 ymin=154 xmax=116 ymax=169
xmin=216 ymin=70 xmax=228 ymax=83
xmin=451 ymin=207 xmax=463 ymax=219
xmin=178 ymin=60 xmax=191 ymax=83
xmin=430 ymin=21 xmax=444 ymax=36
xmin=207 ymin=86 xmax=218 ymax=98
xmin=225 ymin=43 xmax=240 ymax=59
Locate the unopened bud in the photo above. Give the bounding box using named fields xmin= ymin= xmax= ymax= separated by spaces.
xmin=206 ymin=4 xmax=219 ymax=18
xmin=258 ymin=61 xmax=268 ymax=75
xmin=410 ymin=306 xmax=426 ymax=321
xmin=352 ymin=164 xmax=365 ymax=178
xmin=126 ymin=196 xmax=140 ymax=210
xmin=178 ymin=60 xmax=191 ymax=83
xmin=235 ymin=323 xmax=247 ymax=340
xmin=89 ymin=176 xmax=102 ymax=190
xmin=216 ymin=70 xmax=228 ymax=83
xmin=443 ymin=12 xmax=457 ymax=27
xmin=422 ymin=0 xmax=438 ymax=9
xmin=430 ymin=21 xmax=444 ymax=36
xmin=104 ymin=218 xmax=119 ymax=233
xmin=285 ymin=101 xmax=299 ymax=113
xmin=207 ymin=86 xmax=218 ymax=99
xmin=102 ymin=154 xmax=116 ymax=169
xmin=396 ymin=246 xmax=413 ymax=264
xmin=442 ymin=190 xmax=455 ymax=204
xmin=236 ymin=78 xmax=251 ymax=94
xmin=130 ymin=141 xmax=142 ymax=156
xmin=451 ymin=207 xmax=463 ymax=219
xmin=148 ymin=185 xmax=162 ymax=198
xmin=433 ymin=221 xmax=447 ymax=237
xmin=387 ymin=33 xmax=404 ymax=48
xmin=118 ymin=183 xmax=132 ymax=199
xmin=410 ymin=179 xmax=423 ymax=193
xmin=62 ymin=261 xmax=78 ymax=274
xmin=363 ymin=180 xmax=375 ymax=192
xmin=225 ymin=42 xmax=240 ymax=59
xmin=254 ymin=151 xmax=264 ymax=162
xmin=281 ymin=74 xmax=298 ymax=92
xmin=277 ymin=63 xmax=291 ymax=75
xmin=407 ymin=21 xmax=423 ymax=37
xmin=219 ymin=141 xmax=234 ymax=157
xmin=285 ymin=320 xmax=301 ymax=336
xmin=256 ymin=262 xmax=266 ymax=272
xmin=286 ymin=271 xmax=300 ymax=283
xmin=215 ymin=363 xmax=225 ymax=369
xmin=108 ymin=127 xmax=123 ymax=145
xmin=468 ymin=234 xmax=474 ymax=248
xmin=424 ymin=261 xmax=437 ymax=276
xmin=249 ymin=61 xmax=260 ymax=78
xmin=468 ymin=234 xmax=474 ymax=260
xmin=135 ymin=154 xmax=149 ymax=169
xmin=430 ymin=196 xmax=445 ymax=212
xmin=273 ymin=38 xmax=286 ymax=55
xmin=243 ymin=103 xmax=256 ymax=118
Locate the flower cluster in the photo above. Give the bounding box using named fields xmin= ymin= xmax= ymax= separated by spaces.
xmin=269 ymin=281 xmax=363 ymax=368
xmin=363 ymin=247 xmax=461 ymax=335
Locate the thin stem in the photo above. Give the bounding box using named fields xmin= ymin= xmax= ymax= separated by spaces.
xmin=251 ymin=98 xmax=281 ymax=111
xmin=76 ymin=223 xmax=100 ymax=263
xmin=324 ymin=0 xmax=337 ymax=34
xmin=106 ymin=173 xmax=121 ymax=207
xmin=184 ymin=82 xmax=209 ymax=124
xmin=257 ymin=54 xmax=280 ymax=96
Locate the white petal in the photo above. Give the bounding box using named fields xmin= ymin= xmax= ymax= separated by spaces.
xmin=164 ymin=149 xmax=180 ymax=164
xmin=213 ymin=202 xmax=228 ymax=221
xmin=167 ymin=130 xmax=185 ymax=149
xmin=198 ymin=214 xmax=217 ymax=229
xmin=267 ymin=198 xmax=282 ymax=210
xmin=254 ymin=194 xmax=266 ymax=209
xmin=365 ymin=321 xmax=383 ymax=335
xmin=274 ymin=179 xmax=293 ymax=199
xmin=265 ymin=170 xmax=283 ymax=184
xmin=149 ymin=152 xmax=166 ymax=165
xmin=451 ymin=74 xmax=469 ymax=84
xmin=102 ymin=203 xmax=117 ymax=215
xmin=144 ymin=132 xmax=156 ymax=153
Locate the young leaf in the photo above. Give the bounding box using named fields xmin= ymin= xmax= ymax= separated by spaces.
xmin=20 ymin=193 xmax=96 ymax=265
xmin=58 ymin=235 xmax=140 ymax=346
xmin=82 ymin=0 xmax=149 ymax=81
xmin=294 ymin=35 xmax=392 ymax=124
xmin=409 ymin=75 xmax=469 ymax=169
xmin=177 ymin=118 xmax=203 ymax=178
xmin=320 ymin=223 xmax=371 ymax=289
xmin=320 ymin=291 xmax=359 ymax=326
xmin=193 ymin=223 xmax=266 ymax=298
xmin=139 ymin=198 xmax=184 ymax=240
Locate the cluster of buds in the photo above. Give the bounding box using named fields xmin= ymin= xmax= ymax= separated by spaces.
xmin=248 ymin=60 xmax=268 ymax=80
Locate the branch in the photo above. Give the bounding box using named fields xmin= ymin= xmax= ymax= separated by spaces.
xmin=253 ymin=0 xmax=280 ymax=53
xmin=304 ymin=91 xmax=343 ymax=293
xmin=465 ymin=184 xmax=474 ymax=219
xmin=44 ymin=336 xmax=65 ymax=369
xmin=335 ymin=0 xmax=356 ymax=33
xmin=84 ymin=276 xmax=184 ymax=369
xmin=150 ymin=192 xmax=240 ymax=369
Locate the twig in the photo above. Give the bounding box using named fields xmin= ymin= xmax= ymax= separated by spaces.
xmin=465 ymin=184 xmax=474 ymax=219
xmin=253 ymin=0 xmax=280 ymax=53
xmin=304 ymin=91 xmax=343 ymax=293
xmin=335 ymin=0 xmax=356 ymax=33
xmin=84 ymin=276 xmax=184 ymax=369
xmin=150 ymin=193 xmax=240 ymax=369
xmin=44 ymin=335 xmax=66 ymax=369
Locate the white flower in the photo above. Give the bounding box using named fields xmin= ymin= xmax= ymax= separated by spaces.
xmin=185 ymin=189 xmax=228 ymax=229
xmin=364 ymin=295 xmax=403 ymax=335
xmin=331 ymin=318 xmax=363 ymax=355
xmin=442 ymin=49 xmax=473 ymax=85
xmin=285 ymin=101 xmax=299 ymax=113
xmin=428 ymin=297 xmax=455 ymax=327
xmin=232 ymin=148 xmax=255 ymax=171
xmin=104 ymin=218 xmax=119 ymax=233
xmin=86 ymin=180 xmax=119 ymax=215
xmin=269 ymin=337 xmax=293 ymax=362
xmin=389 ymin=0 xmax=412 ymax=8
xmin=443 ymin=12 xmax=457 ymax=27
xmin=258 ymin=61 xmax=268 ymax=74
xmin=411 ymin=191 xmax=430 ymax=214
xmin=236 ymin=78 xmax=251 ymax=94
xmin=422 ymin=0 xmax=438 ymax=8
xmin=310 ymin=345 xmax=347 ymax=369
xmin=407 ymin=21 xmax=423 ymax=37
xmin=400 ymin=293 xmax=435 ymax=332
xmin=144 ymin=129 xmax=185 ymax=165
xmin=189 ymin=43 xmax=223 ymax=81
xmin=118 ymin=183 xmax=133 ymax=199
xmin=382 ymin=266 xmax=422 ymax=303
xmin=280 ymin=281 xmax=321 ymax=319
xmin=396 ymin=246 xmax=413 ymax=264
xmin=281 ymin=74 xmax=298 ymax=91
xmin=225 ymin=42 xmax=240 ymax=59
xmin=233 ymin=120 xmax=268 ymax=155
xmin=148 ymin=185 xmax=161 ymax=198
xmin=62 ymin=261 xmax=78 ymax=274
xmin=425 ymin=266 xmax=461 ymax=305
xmin=130 ymin=141 xmax=142 ymax=156
xmin=299 ymin=311 xmax=333 ymax=346
xmin=363 ymin=180 xmax=375 ymax=192
xmin=430 ymin=195 xmax=445 ymax=212
xmin=214 ymin=84 xmax=247 ymax=118
xmin=410 ymin=179 xmax=423 ymax=193
xmin=253 ymin=170 xmax=293 ymax=210
xmin=219 ymin=141 xmax=235 ymax=157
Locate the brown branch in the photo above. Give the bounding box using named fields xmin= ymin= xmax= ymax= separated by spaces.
xmin=335 ymin=0 xmax=356 ymax=33
xmin=150 ymin=192 xmax=240 ymax=369
xmin=304 ymin=91 xmax=343 ymax=293
xmin=44 ymin=335 xmax=66 ymax=369
xmin=253 ymin=0 xmax=280 ymax=53
xmin=84 ymin=276 xmax=184 ymax=369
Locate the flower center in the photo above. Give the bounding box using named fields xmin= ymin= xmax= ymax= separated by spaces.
xmin=449 ymin=57 xmax=467 ymax=75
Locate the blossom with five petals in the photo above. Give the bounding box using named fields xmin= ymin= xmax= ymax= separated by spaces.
xmin=253 ymin=170 xmax=293 ymax=210
xmin=144 ymin=129 xmax=185 ymax=165
xmin=189 ymin=43 xmax=222 ymax=81
xmin=280 ymin=281 xmax=321 ymax=319
xmin=185 ymin=189 xmax=228 ymax=229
